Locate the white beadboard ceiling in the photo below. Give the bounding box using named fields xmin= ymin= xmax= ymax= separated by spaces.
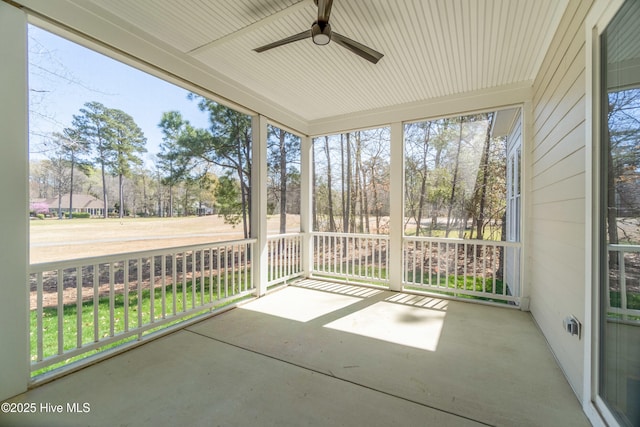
xmin=20 ymin=0 xmax=570 ymax=134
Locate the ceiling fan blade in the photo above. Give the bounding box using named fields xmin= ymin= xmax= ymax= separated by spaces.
xmin=316 ymin=0 xmax=333 ymax=22
xmin=254 ymin=30 xmax=311 ymax=53
xmin=332 ymin=32 xmax=384 ymax=64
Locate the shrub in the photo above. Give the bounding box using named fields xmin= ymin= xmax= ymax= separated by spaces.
xmin=30 ymin=202 xmax=49 ymax=215
xmin=64 ymin=212 xmax=91 ymax=219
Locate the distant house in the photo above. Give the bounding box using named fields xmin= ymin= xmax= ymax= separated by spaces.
xmin=44 ymin=194 xmax=105 ymax=217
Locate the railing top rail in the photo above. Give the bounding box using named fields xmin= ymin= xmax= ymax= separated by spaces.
xmin=608 ymin=243 xmax=640 ymax=252
xmin=311 ymin=231 xmax=390 ymax=239
xmin=403 ymin=235 xmax=521 ymax=247
xmin=30 ymin=238 xmax=257 ymax=273
xmin=267 ymin=233 xmax=304 ymax=239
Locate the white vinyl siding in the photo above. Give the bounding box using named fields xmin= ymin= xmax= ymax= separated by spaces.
xmin=529 ymin=0 xmax=594 ymax=401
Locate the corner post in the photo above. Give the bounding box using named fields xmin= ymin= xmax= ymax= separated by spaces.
xmin=300 ymin=135 xmax=313 ymax=277
xmin=251 ymin=115 xmax=268 ymax=296
xmin=0 ymin=1 xmax=30 ymax=400
xmin=389 ymin=122 xmax=404 ymax=291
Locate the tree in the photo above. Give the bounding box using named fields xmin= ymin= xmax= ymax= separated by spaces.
xmin=106 ymin=108 xmax=147 ymax=218
xmin=267 ymin=126 xmax=301 ymax=234
xmin=158 ymin=111 xmax=192 ymax=217
xmin=214 ymin=174 xmax=243 ymax=226
xmin=445 ymin=117 xmax=465 ymax=237
xmin=343 ymin=133 xmax=351 ymax=233
xmin=606 ymin=89 xmax=640 ymax=248
xmin=322 ymin=136 xmax=337 ymax=232
xmin=472 ymin=113 xmax=494 ymax=239
xmin=50 ymin=129 xmax=91 ymax=218
xmin=30 ymin=201 xmax=49 ymax=216
xmin=70 ymin=101 xmax=113 ymax=218
xmin=69 ymin=102 xmax=146 ymax=218
xmin=177 ymin=95 xmax=253 ymax=238
xmin=43 ymin=147 xmax=71 ymax=219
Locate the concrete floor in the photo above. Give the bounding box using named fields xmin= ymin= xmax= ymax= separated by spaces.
xmin=1 ymin=279 xmax=590 ymax=427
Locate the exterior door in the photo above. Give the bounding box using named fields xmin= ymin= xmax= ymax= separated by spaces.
xmin=599 ymin=1 xmax=640 ymax=425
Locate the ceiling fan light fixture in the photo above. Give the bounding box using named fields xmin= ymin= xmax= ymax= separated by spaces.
xmin=253 ymin=0 xmax=383 ymax=64
xmin=311 ymin=21 xmax=331 ymax=45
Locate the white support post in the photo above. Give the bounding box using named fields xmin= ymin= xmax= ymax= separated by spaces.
xmin=0 ymin=1 xmax=30 ymax=400
xmin=251 ymin=115 xmax=268 ymax=296
xmin=300 ymin=135 xmax=313 ymax=277
xmin=520 ymin=101 xmax=533 ymax=311
xmin=389 ymin=122 xmax=404 ymax=291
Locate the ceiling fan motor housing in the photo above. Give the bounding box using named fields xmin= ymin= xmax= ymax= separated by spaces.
xmin=311 ymin=21 xmax=331 ymax=45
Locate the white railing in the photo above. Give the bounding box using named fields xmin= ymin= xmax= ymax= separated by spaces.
xmin=607 ymin=244 xmax=640 ymax=322
xmin=312 ymin=232 xmax=390 ymax=285
xmin=29 ymin=239 xmax=255 ymax=374
xmin=403 ymin=237 xmax=521 ymax=304
xmin=267 ymin=233 xmax=304 ymax=286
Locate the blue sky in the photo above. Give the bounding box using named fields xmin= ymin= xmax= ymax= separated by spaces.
xmin=28 ymin=24 xmax=210 ymax=167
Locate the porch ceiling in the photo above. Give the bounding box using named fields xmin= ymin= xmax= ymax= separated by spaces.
xmin=17 ymin=0 xmax=568 ymax=134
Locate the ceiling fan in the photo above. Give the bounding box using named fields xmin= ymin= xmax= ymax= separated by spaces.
xmin=253 ymin=0 xmax=384 ymax=64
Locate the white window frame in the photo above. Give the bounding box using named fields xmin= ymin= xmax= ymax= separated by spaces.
xmin=585 ymin=1 xmax=626 ymax=426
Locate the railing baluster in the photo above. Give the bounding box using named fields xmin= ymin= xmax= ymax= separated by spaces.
xmin=373 ymin=237 xmax=378 ymax=279
xmin=338 ymin=235 xmax=343 ymax=275
xmin=454 ymin=243 xmax=459 ymax=297
xmin=232 ymin=245 xmax=237 ymax=294
xmin=420 ymin=241 xmax=424 ymax=284
xmin=76 ymin=266 xmax=82 ymax=349
xmin=281 ymin=239 xmax=285 ymax=279
xmin=217 ymin=248 xmax=222 ymax=299
xmin=288 ymin=237 xmax=293 ymax=277
xmin=492 ymin=245 xmax=497 ymax=296
xmin=137 ymin=258 xmax=143 ymax=335
xmin=357 ymin=237 xmax=362 ymax=277
xmin=403 ymin=241 xmax=408 ymax=284
xmin=482 ymin=245 xmax=487 ymax=294
xmin=57 ymin=269 xmax=64 ymax=355
xmin=248 ymin=243 xmax=253 ymax=290
xmin=191 ymin=251 xmax=196 ymax=308
xmin=243 ymin=244 xmax=248 ymax=291
xmin=124 ymin=262 xmax=129 ymax=333
xmin=171 ymin=254 xmax=177 ymax=316
xmin=320 ymin=234 xmax=325 ymax=273
xmin=224 ymin=247 xmax=229 ymax=297
xmin=473 ymin=243 xmax=478 ymax=292
xmin=269 ymin=240 xmax=273 ymax=282
xmin=150 ymin=256 xmax=155 ymax=323
xmin=620 ymin=251 xmax=628 ymax=321
xmin=109 ymin=263 xmax=115 ymax=336
xmin=464 ymin=243 xmax=468 ymax=291
xmin=94 ymin=264 xmax=99 ymax=342
xmin=209 ymin=249 xmax=214 ymax=302
xmin=200 ymin=250 xmax=205 ymax=306
xmin=37 ymin=272 xmax=44 ymax=361
xmin=283 ymin=237 xmax=288 ymax=278
xmin=161 ymin=255 xmax=167 ymax=319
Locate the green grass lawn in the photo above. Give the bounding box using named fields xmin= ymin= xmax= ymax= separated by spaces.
xmin=404 ymin=271 xmax=507 ymax=303
xmin=609 ymin=290 xmax=640 ymax=309
xmin=608 ymin=290 xmax=640 ymax=321
xmin=31 ymin=275 xmax=251 ymax=376
xmin=314 ymin=262 xmax=509 ymax=303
